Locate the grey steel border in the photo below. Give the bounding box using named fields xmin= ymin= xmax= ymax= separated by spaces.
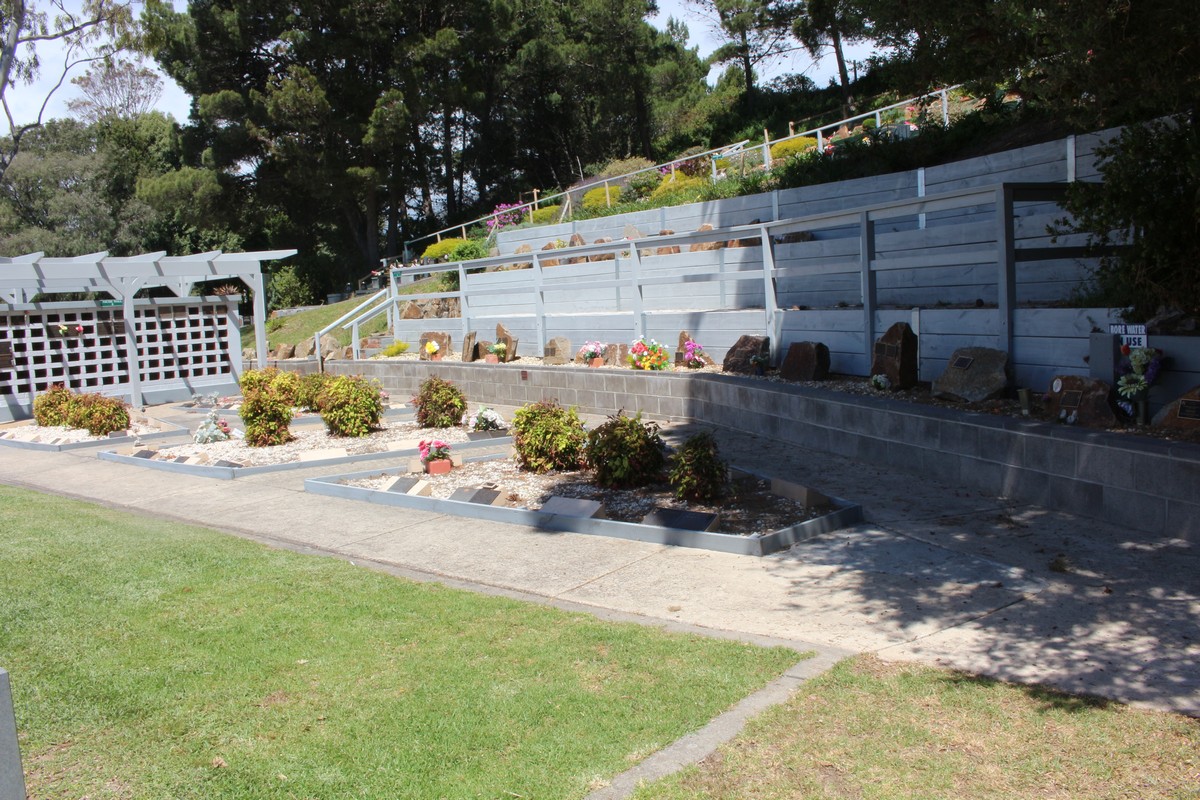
xmin=0 ymin=418 xmax=187 ymax=452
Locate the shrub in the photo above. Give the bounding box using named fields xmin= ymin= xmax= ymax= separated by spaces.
xmin=33 ymin=384 xmax=74 ymax=426
xmin=318 ymin=375 xmax=385 ymax=437
xmin=668 ymin=431 xmax=728 ymax=502
xmin=650 ymin=174 xmax=706 ymax=202
xmin=594 ymin=156 xmax=654 ymax=178
xmin=268 ymin=263 xmax=314 ymax=310
xmin=530 ymin=205 xmax=561 ymax=225
xmin=448 ymin=238 xmax=488 ymax=262
xmin=64 ymin=392 xmax=130 ymax=436
xmin=239 ymin=368 xmax=298 ymax=446
xmin=582 ymin=185 xmax=622 ymax=211
xmin=381 ymin=341 xmax=410 ymax=357
xmin=296 ymin=372 xmax=334 ymax=412
xmin=510 ymin=400 xmax=587 ymax=473
xmin=769 ymin=136 xmax=818 ymax=162
xmin=421 ymin=237 xmax=470 ymax=261
xmin=586 ymin=411 xmax=665 ymax=488
xmin=412 ymin=375 xmax=466 ymax=428
xmin=622 ymin=171 xmax=661 ymax=202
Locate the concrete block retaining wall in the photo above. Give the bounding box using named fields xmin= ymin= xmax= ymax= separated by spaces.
xmin=315 ymin=360 xmax=1200 ymax=542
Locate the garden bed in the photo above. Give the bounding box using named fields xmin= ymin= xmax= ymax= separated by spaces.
xmin=0 ymin=415 xmax=184 ymax=451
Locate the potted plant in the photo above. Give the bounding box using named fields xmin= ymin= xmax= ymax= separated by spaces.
xmin=424 ymin=339 xmax=442 ymax=361
xmin=418 ymin=439 xmax=452 ymax=474
xmin=579 ymin=340 xmax=606 ymax=367
xmin=485 ymin=341 xmax=507 ymax=364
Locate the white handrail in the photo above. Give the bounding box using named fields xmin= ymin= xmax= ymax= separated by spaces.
xmin=313 ymin=288 xmax=388 ymax=365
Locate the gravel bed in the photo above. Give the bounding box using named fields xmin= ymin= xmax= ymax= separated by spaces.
xmin=0 ymin=419 xmax=166 ymax=444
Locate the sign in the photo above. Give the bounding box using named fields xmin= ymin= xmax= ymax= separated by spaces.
xmin=99 ymin=299 xmax=122 ymax=307
xmin=1109 ymin=323 xmax=1147 ymax=349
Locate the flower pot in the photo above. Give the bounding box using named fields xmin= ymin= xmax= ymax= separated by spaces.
xmin=424 ymin=457 xmax=452 ymax=475
xmin=430 ymin=353 xmax=443 ymax=362
xmin=484 ymin=354 xmax=500 ymax=364
xmin=588 ymin=357 xmax=604 ymax=368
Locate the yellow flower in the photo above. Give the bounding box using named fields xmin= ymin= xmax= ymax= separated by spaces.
xmin=425 ymin=340 xmax=439 ymax=354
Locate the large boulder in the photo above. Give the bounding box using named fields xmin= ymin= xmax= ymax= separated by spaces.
xmin=495 ymin=323 xmax=519 ymax=362
xmin=780 ymin=341 xmax=830 ymax=382
xmin=932 ymin=347 xmax=1011 ymax=402
xmin=1044 ymin=375 xmax=1118 ymax=427
xmin=462 ymin=331 xmax=478 ymax=363
xmin=723 ymin=335 xmax=770 ymax=375
xmin=1152 ymin=384 xmax=1200 ymax=431
xmin=869 ymin=322 xmax=918 ymax=389
xmin=544 ymin=336 xmax=572 ymax=365
xmin=418 ymin=331 xmax=452 ymax=360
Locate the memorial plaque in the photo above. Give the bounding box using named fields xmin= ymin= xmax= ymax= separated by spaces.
xmin=385 ymin=476 xmax=420 ymax=494
xmin=541 ymin=496 xmax=606 ymax=518
xmin=448 ymin=487 xmax=480 ymax=503
xmin=952 ymin=355 xmax=975 ymax=370
xmin=132 ymin=449 xmax=156 ymax=459
xmin=1179 ymin=399 xmax=1200 ymax=421
xmin=641 ymin=507 xmax=720 ymax=532
xmin=1060 ymin=390 xmax=1083 ymax=409
xmin=213 ymin=459 xmax=244 ymax=468
xmin=873 ymin=341 xmax=887 ymax=356
xmin=107 ymin=429 xmax=129 ymax=438
xmin=466 ymin=429 xmax=510 ymax=441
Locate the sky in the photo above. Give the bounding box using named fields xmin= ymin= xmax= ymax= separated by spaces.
xmin=6 ymin=0 xmax=877 ymax=128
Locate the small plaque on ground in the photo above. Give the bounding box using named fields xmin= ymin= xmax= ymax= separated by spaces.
xmin=1179 ymin=399 xmax=1200 ymax=421
xmin=384 ymin=476 xmax=420 ymax=494
xmin=466 ymin=429 xmax=509 ymax=441
xmin=540 ymin=496 xmax=606 ymax=519
xmin=951 ymin=355 xmax=975 ymax=370
xmin=1060 ymin=390 xmax=1084 ymax=409
xmin=641 ymin=507 xmax=720 ymax=532
xmin=213 ymin=459 xmax=243 ymax=468
xmin=132 ymin=449 xmax=156 ymax=459
xmin=108 ymin=430 xmax=129 ymax=438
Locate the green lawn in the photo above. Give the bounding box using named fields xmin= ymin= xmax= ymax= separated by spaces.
xmin=632 ymin=655 xmax=1200 ymax=800
xmin=0 ymin=486 xmax=801 ymax=799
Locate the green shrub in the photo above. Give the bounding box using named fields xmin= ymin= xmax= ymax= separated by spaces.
xmin=63 ymin=392 xmax=130 ymax=436
xmin=582 ymin=185 xmax=622 ymax=211
xmin=268 ymin=263 xmax=314 ymax=311
xmin=586 ymin=411 xmax=665 ymax=488
xmin=530 ymin=205 xmax=561 ymax=225
xmin=448 ymin=238 xmax=488 ymax=262
xmin=769 ymin=136 xmax=817 ymax=162
xmin=668 ymin=431 xmax=728 ymax=502
xmin=296 ymin=372 xmax=333 ymax=412
xmin=594 ymin=156 xmax=654 ymax=178
xmin=622 ymin=171 xmax=662 ymax=202
xmin=650 ymin=174 xmax=706 ymax=202
xmin=239 ymin=368 xmax=298 ymax=447
xmin=33 ymin=384 xmax=74 ymax=427
xmin=412 ymin=375 xmax=466 ymax=428
xmin=381 ymin=341 xmax=410 ymax=357
xmin=510 ymin=400 xmax=587 ymax=473
xmin=421 ymin=237 xmax=470 ymax=261
xmin=318 ymin=375 xmax=385 ymax=437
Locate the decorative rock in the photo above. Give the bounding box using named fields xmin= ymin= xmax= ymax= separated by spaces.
xmin=780 ymin=341 xmax=830 ymax=382
xmin=401 ymin=301 xmax=424 ymax=319
xmin=689 ymin=222 xmax=724 ymax=252
xmin=722 ymin=335 xmax=770 ymax=375
xmin=590 ymin=237 xmax=615 ymax=262
xmin=623 ymin=224 xmax=644 ymax=240
xmin=932 ymin=347 xmax=1011 ymax=402
xmin=418 ymin=331 xmax=452 ymax=361
xmin=539 ymin=241 xmax=561 ymax=267
xmin=775 ymin=230 xmax=814 ymax=245
xmin=462 ymin=331 xmax=478 ymax=363
xmin=495 ymin=323 xmax=518 ymax=362
xmin=544 ymin=336 xmax=571 ymax=365
xmin=508 ymin=243 xmax=533 ymax=271
xmin=340 ymin=346 xmax=354 ymax=360
xmin=655 ymin=229 xmax=680 ymax=256
xmin=567 ymin=233 xmax=588 ymax=264
xmin=602 ymin=343 xmax=622 ymax=367
xmin=275 ymin=343 xmax=296 ymax=360
xmin=870 ymin=322 xmax=918 ymax=389
xmin=1152 ymin=384 xmax=1200 ymax=431
xmin=1044 ymin=375 xmax=1118 ymax=427
xmin=675 ymin=330 xmax=716 ymax=366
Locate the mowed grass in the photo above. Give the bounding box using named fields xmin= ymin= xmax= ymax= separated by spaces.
xmin=632 ymin=655 xmax=1200 ymax=800
xmin=0 ymin=486 xmax=801 ymax=799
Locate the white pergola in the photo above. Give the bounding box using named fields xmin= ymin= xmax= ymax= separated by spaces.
xmin=0 ymin=249 xmax=296 ymax=408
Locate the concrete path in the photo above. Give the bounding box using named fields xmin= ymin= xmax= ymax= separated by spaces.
xmin=1 ymin=406 xmax=1196 ymax=719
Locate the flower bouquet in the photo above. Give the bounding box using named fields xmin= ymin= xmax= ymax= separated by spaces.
xmin=463 ymin=406 xmax=505 ymax=432
xmin=424 ymin=339 xmax=441 ymax=360
xmin=418 ymin=439 xmax=452 ymax=473
xmin=579 ymin=340 xmax=606 ymax=366
xmin=682 ymin=339 xmax=707 ymax=368
xmin=629 ymin=337 xmax=670 ymax=370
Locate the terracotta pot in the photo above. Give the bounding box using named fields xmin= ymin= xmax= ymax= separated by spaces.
xmin=430 ymin=352 xmax=443 ymax=361
xmin=484 ymin=354 xmax=500 ymax=364
xmin=425 ymin=457 xmax=452 ymax=475
xmin=588 ymin=357 xmax=604 ymax=368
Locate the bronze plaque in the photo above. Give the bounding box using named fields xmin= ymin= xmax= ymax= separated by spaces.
xmin=886 ymin=343 xmax=900 ymax=358
xmin=1060 ymin=390 xmax=1083 ymax=409
xmin=1178 ymin=399 xmax=1200 ymax=421
xmin=952 ymin=355 xmax=975 ymax=370
xmin=873 ymin=341 xmax=887 ymax=356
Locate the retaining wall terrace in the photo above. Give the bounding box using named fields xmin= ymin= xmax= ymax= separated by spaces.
xmin=304 ymin=360 xmax=1200 ymax=543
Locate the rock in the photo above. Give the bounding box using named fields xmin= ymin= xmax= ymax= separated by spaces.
xmin=774 ymin=230 xmax=814 ymax=245
xmin=1152 ymin=384 xmax=1200 ymax=431
xmin=495 ymin=323 xmax=518 ymax=362
xmin=1145 ymin=306 xmax=1197 ymax=335
xmin=1044 ymin=375 xmax=1118 ymax=427
xmin=319 ymin=334 xmax=339 ymax=356
xmin=932 ymin=347 xmax=1011 ymax=402
xmin=780 ymin=341 xmax=830 ymax=381
xmin=341 ymin=346 xmax=354 ymax=359
xmin=623 ymin=224 xmax=644 ymax=240
xmin=590 ymin=237 xmax=615 ymax=262
xmin=723 ymin=335 xmax=770 ymax=375
xmin=275 ymin=343 xmax=296 ymax=360
xmin=654 ymin=229 xmax=681 ymax=256
xmin=462 ymin=331 xmax=478 ymax=363
xmin=401 ymin=301 xmax=424 ymax=319
xmin=508 ymin=243 xmax=533 ymax=271
xmin=544 ymin=336 xmax=571 ymax=365
xmin=539 ymin=241 xmax=561 ymax=268
xmin=689 ymin=222 xmax=724 ymax=252
xmin=418 ymin=331 xmax=452 ymax=361
xmin=869 ymin=322 xmax=918 ymax=389
xmin=602 ymin=343 xmax=623 ymax=367
xmin=675 ymin=330 xmax=715 ymax=366
xmin=567 ymin=233 xmax=588 ymax=264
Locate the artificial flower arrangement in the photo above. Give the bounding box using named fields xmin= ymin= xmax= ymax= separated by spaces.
xmin=579 ymin=340 xmax=606 ymax=361
xmin=418 ymin=439 xmax=451 ymax=463
xmin=487 ymin=341 xmax=507 ymax=357
xmin=629 ymin=337 xmax=670 ymax=370
xmin=424 ymin=340 xmax=440 ymax=356
xmin=1116 ymin=345 xmax=1165 ymax=399
xmin=463 ymin=406 xmax=505 ymax=431
xmin=682 ymin=339 xmax=707 ymax=368
xmin=870 ymin=373 xmax=891 ymax=391
xmin=56 ymin=324 xmax=84 ymax=336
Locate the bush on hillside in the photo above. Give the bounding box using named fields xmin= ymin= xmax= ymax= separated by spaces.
xmin=421 ymin=238 xmax=470 ymax=261
xmin=582 ymin=185 xmax=622 ymax=211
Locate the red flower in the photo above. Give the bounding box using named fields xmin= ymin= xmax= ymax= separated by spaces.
xmin=1120 ymin=344 xmax=1131 ymax=355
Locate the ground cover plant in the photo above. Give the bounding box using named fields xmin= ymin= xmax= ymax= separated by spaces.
xmin=631 ymin=655 xmax=1200 ymax=799
xmin=0 ymin=486 xmax=800 ymax=799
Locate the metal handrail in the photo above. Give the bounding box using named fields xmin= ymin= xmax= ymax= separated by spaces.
xmin=313 ymin=288 xmax=388 ymax=364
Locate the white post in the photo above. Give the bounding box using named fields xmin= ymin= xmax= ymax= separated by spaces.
xmin=762 ymin=128 xmax=771 ymax=170
xmin=817 ymin=130 xmax=825 ymax=151
xmin=941 ymin=90 xmax=950 ymax=127
xmin=121 ymin=290 xmax=143 ymax=407
xmin=249 ymin=272 xmax=269 ymax=371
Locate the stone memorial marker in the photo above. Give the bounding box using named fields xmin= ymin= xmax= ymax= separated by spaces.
xmin=675 ymin=330 xmax=716 ymax=366
xmin=1152 ymin=384 xmax=1200 ymax=431
xmin=461 ymin=331 xmax=478 ymax=363
xmin=132 ymin=449 xmax=156 ymax=459
xmin=544 ymin=336 xmax=572 ymax=365
xmin=869 ymin=322 xmax=918 ymax=389
xmin=601 ymin=343 xmax=623 ymax=366
xmin=384 ymin=476 xmax=422 ymax=495
xmin=1044 ymin=375 xmax=1118 ymax=427
xmin=495 ymin=323 xmax=518 ymax=362
xmin=418 ymin=331 xmax=452 ymax=360
xmin=932 ymin=346 xmax=1011 ymax=402
xmin=722 ymin=334 xmax=770 ymax=375
xmin=771 ymin=478 xmax=832 ymax=508
xmin=541 ymin=496 xmax=606 ymax=519
xmin=466 ymin=429 xmax=510 ymax=441
xmin=779 ymin=341 xmax=830 ymax=382
xmin=641 ymin=507 xmax=720 ymax=532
